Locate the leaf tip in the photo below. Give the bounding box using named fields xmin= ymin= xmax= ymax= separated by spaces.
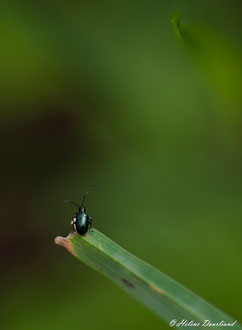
xmin=55 ymin=235 xmax=66 ymax=246
xmin=54 ymin=233 xmax=75 ymax=255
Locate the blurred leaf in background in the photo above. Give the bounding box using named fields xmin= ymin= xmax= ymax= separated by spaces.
xmin=172 ymin=9 xmax=242 ymax=121
xmin=1 ymin=1 xmax=242 ymax=330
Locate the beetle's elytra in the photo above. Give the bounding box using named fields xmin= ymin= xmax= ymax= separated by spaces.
xmin=65 ymin=191 xmax=93 ymax=235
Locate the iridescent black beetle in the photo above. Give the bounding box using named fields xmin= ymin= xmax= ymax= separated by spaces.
xmin=65 ymin=191 xmax=93 ymax=235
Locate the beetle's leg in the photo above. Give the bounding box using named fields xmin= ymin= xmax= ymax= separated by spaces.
xmin=88 ymin=218 xmax=94 ymax=232
xmin=71 ymin=217 xmax=76 ymax=232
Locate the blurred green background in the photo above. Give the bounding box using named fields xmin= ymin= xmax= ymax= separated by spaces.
xmin=1 ymin=1 xmax=242 ymax=329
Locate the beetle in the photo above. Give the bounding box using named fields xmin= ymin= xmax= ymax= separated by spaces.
xmin=65 ymin=191 xmax=93 ymax=235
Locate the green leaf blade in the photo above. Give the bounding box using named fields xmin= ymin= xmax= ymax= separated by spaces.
xmin=55 ymin=230 xmax=240 ymax=328
xmin=171 ymin=12 xmax=242 ymax=108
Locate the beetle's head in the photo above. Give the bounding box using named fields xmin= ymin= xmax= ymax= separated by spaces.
xmin=79 ymin=206 xmax=86 ymax=213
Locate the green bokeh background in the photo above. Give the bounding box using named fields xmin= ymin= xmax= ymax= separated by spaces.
xmin=1 ymin=1 xmax=241 ymax=329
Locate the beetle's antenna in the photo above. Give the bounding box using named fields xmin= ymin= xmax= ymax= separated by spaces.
xmin=64 ymin=200 xmax=81 ymax=208
xmin=81 ymin=190 xmax=89 ymax=207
